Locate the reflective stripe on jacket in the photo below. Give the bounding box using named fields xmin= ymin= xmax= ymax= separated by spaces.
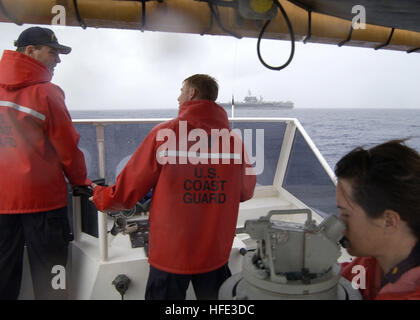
xmin=0 ymin=50 xmax=90 ymax=213
xmin=93 ymin=100 xmax=256 ymax=274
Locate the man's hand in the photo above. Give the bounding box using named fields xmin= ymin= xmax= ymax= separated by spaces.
xmin=89 ymin=182 xmax=98 ymax=201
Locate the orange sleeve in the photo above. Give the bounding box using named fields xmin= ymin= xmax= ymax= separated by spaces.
xmin=93 ymin=128 xmax=161 ymax=211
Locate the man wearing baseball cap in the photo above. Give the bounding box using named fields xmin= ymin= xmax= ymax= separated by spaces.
xmin=14 ymin=26 xmax=72 ymax=73
xmin=0 ymin=26 xmax=91 ymax=299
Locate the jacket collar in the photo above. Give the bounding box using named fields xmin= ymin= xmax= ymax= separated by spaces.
xmin=178 ymin=100 xmax=230 ymax=131
xmin=0 ymin=50 xmax=52 ymax=89
xmin=381 ymin=241 xmax=420 ymax=287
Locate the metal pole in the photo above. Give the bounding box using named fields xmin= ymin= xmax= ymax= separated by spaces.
xmin=98 ymin=211 xmax=108 ymax=262
xmin=95 ymin=124 xmax=106 ymax=179
xmin=273 ymin=120 xmax=296 ymax=189
xmin=72 ymin=196 xmax=82 ymax=242
xmin=95 ymin=124 xmax=108 ymax=262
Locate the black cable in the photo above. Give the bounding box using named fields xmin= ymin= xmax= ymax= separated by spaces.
xmin=407 ymin=47 xmax=420 ymax=54
xmin=375 ymin=28 xmax=394 ymax=50
xmin=0 ymin=0 xmax=22 ymax=25
xmin=133 ymin=0 xmax=156 ymax=32
xmin=256 ymin=0 xmax=295 ymax=71
xmin=338 ymin=25 xmax=353 ymax=47
xmin=303 ymin=9 xmax=311 ymax=44
xmin=141 ymin=0 xmax=146 ymax=32
xmin=208 ymin=2 xmax=242 ymax=39
xmin=201 ymin=8 xmax=214 ymax=36
xmin=73 ymin=0 xmax=87 ymax=29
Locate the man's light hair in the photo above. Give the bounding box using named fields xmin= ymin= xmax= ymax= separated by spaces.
xmin=184 ymin=74 xmax=218 ymax=101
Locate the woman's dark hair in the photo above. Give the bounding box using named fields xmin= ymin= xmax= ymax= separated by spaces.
xmin=335 ymin=139 xmax=420 ymax=239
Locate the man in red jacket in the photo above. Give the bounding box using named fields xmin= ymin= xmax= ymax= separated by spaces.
xmin=92 ymin=74 xmax=256 ymax=299
xmin=336 ymin=140 xmax=420 ymax=299
xmin=0 ymin=27 xmax=90 ymax=299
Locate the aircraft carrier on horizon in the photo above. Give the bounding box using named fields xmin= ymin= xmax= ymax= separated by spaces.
xmin=219 ymin=90 xmax=294 ymax=109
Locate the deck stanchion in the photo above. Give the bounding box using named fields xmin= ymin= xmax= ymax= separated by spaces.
xmin=98 ymin=211 xmax=109 ymax=262
xmin=95 ymin=124 xmax=106 ymax=179
xmin=95 ymin=124 xmax=108 ymax=261
xmin=274 ymin=121 xmax=296 ymax=188
xmin=72 ymin=196 xmax=82 ymax=242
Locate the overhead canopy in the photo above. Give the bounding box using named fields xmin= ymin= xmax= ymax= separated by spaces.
xmin=289 ymin=0 xmax=420 ymax=33
xmin=0 ymin=0 xmax=419 ymax=54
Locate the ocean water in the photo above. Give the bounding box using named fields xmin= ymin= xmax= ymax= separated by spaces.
xmin=70 ymin=108 xmax=420 ymax=170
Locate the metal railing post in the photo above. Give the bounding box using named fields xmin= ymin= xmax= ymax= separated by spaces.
xmin=72 ymin=196 xmax=82 ymax=242
xmin=95 ymin=124 xmax=106 ymax=179
xmin=98 ymin=211 xmax=108 ymax=262
xmin=273 ymin=120 xmax=296 ymax=189
xmin=95 ymin=124 xmax=108 ymax=262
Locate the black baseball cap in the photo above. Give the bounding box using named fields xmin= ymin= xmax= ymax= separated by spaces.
xmin=14 ymin=27 xmax=72 ymax=54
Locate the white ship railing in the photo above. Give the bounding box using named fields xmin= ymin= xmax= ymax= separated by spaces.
xmin=71 ymin=117 xmax=336 ymax=262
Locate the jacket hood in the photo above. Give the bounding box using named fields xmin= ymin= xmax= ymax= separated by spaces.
xmin=178 ymin=100 xmax=230 ymax=132
xmin=0 ymin=50 xmax=52 ymax=89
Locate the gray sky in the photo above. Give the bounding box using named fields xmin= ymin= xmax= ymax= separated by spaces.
xmin=1 ymin=22 xmax=419 ymax=110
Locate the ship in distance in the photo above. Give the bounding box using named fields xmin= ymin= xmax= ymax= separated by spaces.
xmin=219 ymin=90 xmax=294 ymax=109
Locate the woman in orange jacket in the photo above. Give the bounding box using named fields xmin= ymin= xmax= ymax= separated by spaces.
xmin=336 ymin=139 xmax=420 ymax=300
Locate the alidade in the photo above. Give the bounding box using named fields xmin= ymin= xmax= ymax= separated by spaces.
xmin=220 ymin=209 xmax=361 ymax=300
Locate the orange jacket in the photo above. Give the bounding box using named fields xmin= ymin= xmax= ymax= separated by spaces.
xmin=0 ymin=50 xmax=90 ymax=213
xmin=341 ymin=256 xmax=420 ymax=300
xmin=93 ymin=100 xmax=256 ymax=274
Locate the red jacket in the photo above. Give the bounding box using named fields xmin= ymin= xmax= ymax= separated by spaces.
xmin=93 ymin=100 xmax=256 ymax=274
xmin=342 ymin=257 xmax=420 ymax=300
xmin=0 ymin=50 xmax=90 ymax=213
